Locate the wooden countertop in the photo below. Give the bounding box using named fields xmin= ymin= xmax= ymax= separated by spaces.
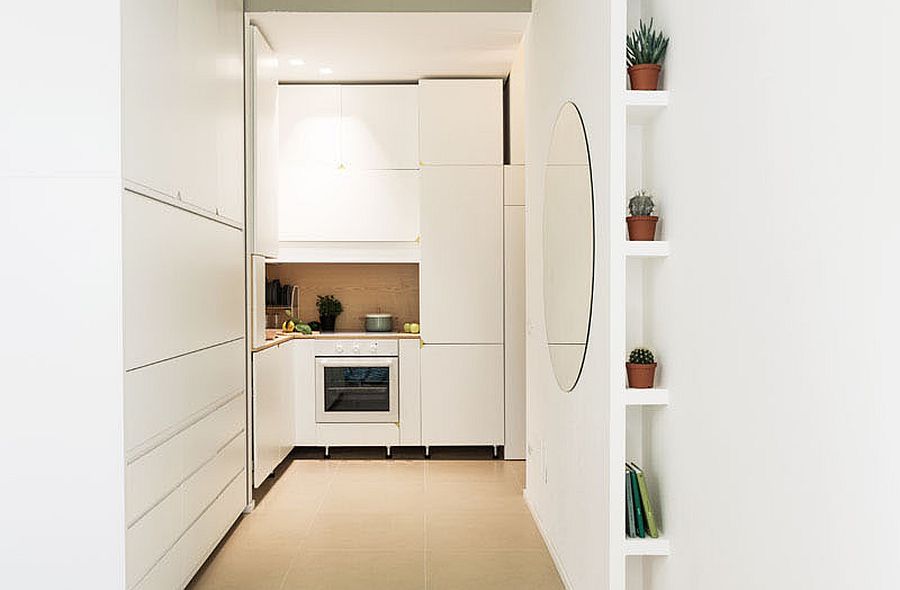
xmin=252 ymin=331 xmax=421 ymax=353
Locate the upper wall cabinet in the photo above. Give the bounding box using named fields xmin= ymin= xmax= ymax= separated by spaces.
xmin=246 ymin=25 xmax=279 ymax=258
xmin=418 ymin=79 xmax=504 ymax=165
xmin=341 ymin=85 xmax=419 ymax=170
xmin=123 ymin=0 xmax=243 ymax=224
xmin=279 ymin=85 xmax=341 ymax=170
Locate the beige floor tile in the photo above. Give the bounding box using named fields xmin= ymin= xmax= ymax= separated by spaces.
xmin=426 ymin=511 xmax=546 ymax=552
xmin=425 ymin=481 xmax=529 ymax=514
xmin=283 ymin=550 xmax=426 ymax=590
xmin=188 ymin=541 xmax=297 ymax=590
xmin=226 ymin=509 xmax=317 ymax=551
xmin=318 ymin=481 xmax=426 ymax=514
xmin=426 ymin=550 xmax=564 ymax=590
xmin=426 ymin=460 xmax=522 ymax=485
xmin=302 ymin=512 xmax=426 ymax=551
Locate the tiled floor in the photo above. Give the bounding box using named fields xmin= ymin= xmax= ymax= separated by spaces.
xmin=189 ymin=458 xmax=564 ymax=589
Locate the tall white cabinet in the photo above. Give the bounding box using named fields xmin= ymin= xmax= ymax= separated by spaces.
xmin=122 ymin=1 xmax=246 ymax=589
xmin=418 ymin=79 xmax=506 ymax=449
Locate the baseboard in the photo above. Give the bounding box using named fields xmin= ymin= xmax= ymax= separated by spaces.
xmin=524 ymin=489 xmax=574 ymax=590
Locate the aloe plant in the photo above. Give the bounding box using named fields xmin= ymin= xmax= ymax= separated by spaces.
xmin=627 ymin=19 xmax=670 ymax=67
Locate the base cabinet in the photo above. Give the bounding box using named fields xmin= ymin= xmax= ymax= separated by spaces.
xmin=253 ymin=342 xmax=296 ymax=487
xmin=421 ymin=344 xmax=504 ymax=446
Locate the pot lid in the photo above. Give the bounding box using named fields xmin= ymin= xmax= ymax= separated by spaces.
xmin=365 ymin=313 xmax=392 ymax=318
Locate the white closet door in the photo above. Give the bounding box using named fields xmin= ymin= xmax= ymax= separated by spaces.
xmin=421 ymin=344 xmax=504 ymax=446
xmin=419 ymin=166 xmax=503 ymax=344
xmin=341 ymin=85 xmax=418 ymax=169
xmin=279 ymin=85 xmax=341 ymax=170
xmin=122 ymin=0 xmax=178 ymax=198
xmin=418 ymin=79 xmax=503 ymax=165
xmin=212 ymin=0 xmax=244 ymax=223
xmin=504 ymin=205 xmax=526 ymax=459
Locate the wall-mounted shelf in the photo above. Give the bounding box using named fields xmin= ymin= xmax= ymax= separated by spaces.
xmin=625 ymin=241 xmax=670 ymax=257
xmin=625 ymin=536 xmax=670 ymax=557
xmin=625 ymin=91 xmax=669 ymax=125
xmin=625 ymin=388 xmax=669 ymax=406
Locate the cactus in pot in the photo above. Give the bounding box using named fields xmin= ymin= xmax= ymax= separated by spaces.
xmin=626 ymin=347 xmax=657 ymax=389
xmin=626 ymin=189 xmax=659 ymax=241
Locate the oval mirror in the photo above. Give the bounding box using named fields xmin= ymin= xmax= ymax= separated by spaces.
xmin=543 ymin=102 xmax=595 ymax=392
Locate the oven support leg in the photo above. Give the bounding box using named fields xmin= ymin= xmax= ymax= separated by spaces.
xmin=492 ymin=445 xmax=499 ymax=459
xmin=425 ymin=446 xmax=430 ymax=459
xmin=386 ymin=446 xmax=392 ymax=459
xmin=324 ymin=446 xmax=330 ymax=459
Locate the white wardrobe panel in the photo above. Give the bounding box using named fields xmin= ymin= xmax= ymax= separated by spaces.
xmin=341 ymin=85 xmax=418 ymax=169
xmin=124 ymin=192 xmax=244 ymax=370
xmin=279 ymin=84 xmax=341 ymax=169
xmin=125 ymin=340 xmax=244 ymax=452
xmin=122 ymin=0 xmax=178 ymax=198
xmin=246 ymin=26 xmax=279 ymax=257
xmin=279 ymin=169 xmax=420 ymax=242
xmin=418 ymin=79 xmax=503 ymax=165
xmin=126 ymin=490 xmax=182 ymax=588
xmin=504 ymin=165 xmax=526 ymax=206
xmin=419 ymin=166 xmax=503 ymax=344
xmin=182 ymin=434 xmax=245 ymax=525
xmin=399 ymin=338 xmax=422 ymax=446
xmin=421 ymin=344 xmax=504 ymax=446
xmin=504 ymin=206 xmax=526 ymax=460
xmin=212 ymin=0 xmax=244 ymax=223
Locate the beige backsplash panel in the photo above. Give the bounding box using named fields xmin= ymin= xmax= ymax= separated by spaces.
xmin=267 ymin=263 xmax=420 ymax=332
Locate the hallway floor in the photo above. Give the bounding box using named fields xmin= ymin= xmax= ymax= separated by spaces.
xmin=189 ymin=457 xmax=563 ymax=589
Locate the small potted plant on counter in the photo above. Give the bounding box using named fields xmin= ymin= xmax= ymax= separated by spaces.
xmin=627 ymin=19 xmax=670 ymax=91
xmin=316 ymin=294 xmax=343 ymax=333
xmin=627 ymin=189 xmax=659 ymax=241
xmin=626 ymin=348 xmax=657 ymax=389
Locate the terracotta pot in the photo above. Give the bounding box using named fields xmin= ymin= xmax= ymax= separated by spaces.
xmin=626 ymin=215 xmax=659 ymax=241
xmin=626 ymin=363 xmax=657 ymax=389
xmin=628 ymin=64 xmax=662 ymax=91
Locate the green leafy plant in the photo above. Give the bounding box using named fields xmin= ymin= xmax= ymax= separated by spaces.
xmin=628 ymin=348 xmax=656 ymax=364
xmin=628 ymin=189 xmax=656 ymax=217
xmin=626 ymin=19 xmax=670 ymax=67
xmin=316 ymin=294 xmax=343 ymax=317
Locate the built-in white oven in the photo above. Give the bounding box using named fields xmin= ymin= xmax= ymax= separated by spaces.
xmin=315 ymin=339 xmax=399 ymax=423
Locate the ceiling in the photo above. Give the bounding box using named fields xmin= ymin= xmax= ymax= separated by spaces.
xmin=248 ymin=12 xmax=531 ymax=83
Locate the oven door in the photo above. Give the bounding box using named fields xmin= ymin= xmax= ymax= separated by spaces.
xmin=315 ymin=357 xmax=399 ymax=423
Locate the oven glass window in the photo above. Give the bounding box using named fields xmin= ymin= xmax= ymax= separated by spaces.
xmin=323 ymin=366 xmax=391 ymax=412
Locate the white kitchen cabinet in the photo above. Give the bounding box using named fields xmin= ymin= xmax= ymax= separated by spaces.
xmin=418 ymin=79 xmax=503 ymax=165
xmin=279 ymin=84 xmax=341 ymax=170
xmin=421 ymin=344 xmax=504 ymax=446
xmin=293 ymin=340 xmax=317 ymax=446
xmin=246 ymin=26 xmax=279 ymax=257
xmin=504 ymin=204 xmax=526 ymax=459
xmin=341 ymin=85 xmax=418 ymax=170
xmin=123 ymin=0 xmax=243 ymax=223
xmin=253 ymin=341 xmax=296 ymax=487
xmin=419 ymin=166 xmax=503 ymax=344
xmin=279 ymin=168 xmax=420 ymax=241
xmin=399 ymin=338 xmax=422 ymax=445
xmin=123 ymin=192 xmax=244 ymax=370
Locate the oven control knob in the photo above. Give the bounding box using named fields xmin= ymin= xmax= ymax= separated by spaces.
xmin=335 ymin=344 xmax=344 ymax=353
xmin=369 ymin=343 xmax=378 ymax=353
xmin=352 ymin=344 xmax=361 ymax=354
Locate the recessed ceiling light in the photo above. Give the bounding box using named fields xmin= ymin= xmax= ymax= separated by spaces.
xmin=288 ymin=58 xmax=305 ymax=67
xmin=319 ymin=67 xmax=333 ymax=75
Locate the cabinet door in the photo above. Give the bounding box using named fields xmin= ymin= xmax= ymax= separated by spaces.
xmin=341 ymin=85 xmax=418 ymax=170
xmin=253 ymin=343 xmax=294 ymax=487
xmin=420 ymin=166 xmax=503 ymax=343
xmin=418 ymin=79 xmax=503 ymax=165
xmin=421 ymin=344 xmax=503 ymax=446
xmin=212 ymin=0 xmax=244 ymax=222
xmin=279 ymin=85 xmax=341 ymax=170
xmin=122 ymin=0 xmax=179 ymax=198
xmin=247 ymin=26 xmax=279 ymax=256
xmin=504 ymin=205 xmax=526 ymax=459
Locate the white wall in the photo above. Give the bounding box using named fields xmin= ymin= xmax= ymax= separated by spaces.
xmin=0 ymin=1 xmax=125 ymax=587
xmin=523 ymin=0 xmax=615 ymax=587
xmin=638 ymin=0 xmax=900 ymax=588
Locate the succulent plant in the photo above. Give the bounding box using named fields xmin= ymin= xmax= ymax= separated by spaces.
xmin=628 ymin=348 xmax=656 ymax=365
xmin=626 ymin=19 xmax=670 ymax=67
xmin=628 ymin=189 xmax=656 ymax=217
